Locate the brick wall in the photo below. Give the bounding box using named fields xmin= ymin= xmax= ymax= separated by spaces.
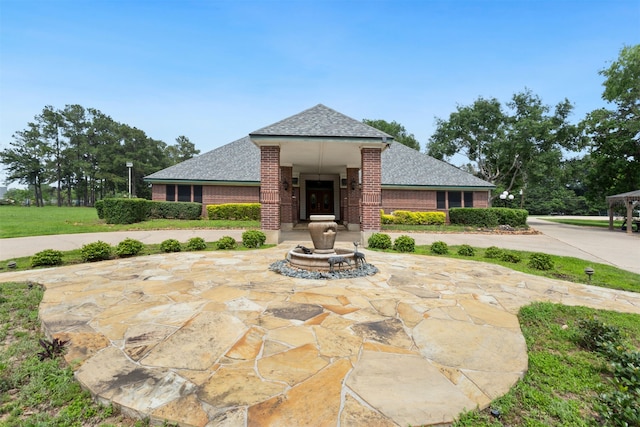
xmin=260 ymin=146 xmax=280 ymax=230
xmin=361 ymin=148 xmax=381 ymax=231
xmin=280 ymin=166 xmax=293 ymax=224
xmin=151 ymin=184 xmax=166 ymax=201
xmin=381 ymin=189 xmax=437 ymax=212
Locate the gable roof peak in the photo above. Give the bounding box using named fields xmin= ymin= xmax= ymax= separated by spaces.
xmin=249 ymin=104 xmax=393 ymax=140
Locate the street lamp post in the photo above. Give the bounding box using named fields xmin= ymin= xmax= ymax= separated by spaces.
xmin=126 ymin=162 xmax=133 ymax=198
xmin=499 ymin=191 xmax=514 ymax=207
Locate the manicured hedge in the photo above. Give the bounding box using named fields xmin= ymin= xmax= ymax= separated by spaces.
xmin=98 ymin=198 xmax=202 ymax=224
xmin=148 ymin=201 xmax=202 ymax=220
xmin=381 ymin=210 xmax=446 ymax=225
xmin=207 ymin=203 xmax=261 ymax=221
xmin=449 ymin=207 xmax=528 ymax=227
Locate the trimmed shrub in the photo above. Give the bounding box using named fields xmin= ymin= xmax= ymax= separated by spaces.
xmin=160 ymin=239 xmax=182 ymax=253
xmin=217 ymin=236 xmax=237 ymax=250
xmin=500 ymin=252 xmax=521 ymax=263
xmin=393 ymin=235 xmax=415 ymax=252
xmin=449 ymin=207 xmax=528 ymax=228
xmin=381 ymin=210 xmax=446 ymax=225
xmin=368 ymin=233 xmax=392 ymax=249
xmin=430 ymin=241 xmax=449 ymax=255
xmin=242 ymin=230 xmax=266 ymax=248
xmin=95 ymin=200 xmax=105 ymax=219
xmin=185 ymin=237 xmax=207 ymax=251
xmin=31 ymin=249 xmax=63 ymax=267
xmin=485 ymin=246 xmax=504 ymax=259
xmin=81 ymin=241 xmax=112 ymax=262
xmin=102 ymin=198 xmax=149 ymax=224
xmin=528 ymin=252 xmax=554 ymax=271
xmin=115 ymin=238 xmax=144 ymax=257
xmin=148 ymin=201 xmax=202 ymax=220
xmin=207 ymin=203 xmax=261 ymax=221
xmin=457 ymin=244 xmax=475 ymax=257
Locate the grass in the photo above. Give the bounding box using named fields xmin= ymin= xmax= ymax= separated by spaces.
xmin=0 ymin=205 xmax=259 ymax=238
xmin=0 ymin=282 xmax=145 ymax=426
xmin=453 ymin=302 xmax=640 ymax=426
xmin=542 ymin=218 xmax=626 ymax=228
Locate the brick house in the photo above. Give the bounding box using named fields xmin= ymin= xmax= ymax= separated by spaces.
xmin=145 ymin=104 xmax=494 ymax=243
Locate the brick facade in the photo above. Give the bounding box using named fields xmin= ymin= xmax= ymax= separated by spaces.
xmin=346 ymin=167 xmax=360 ymax=226
xmin=361 ymin=148 xmax=382 ymax=231
xmin=260 ymin=146 xmax=281 ymax=230
xmin=280 ymin=166 xmax=293 ymax=225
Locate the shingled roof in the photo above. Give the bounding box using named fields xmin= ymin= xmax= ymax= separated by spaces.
xmin=146 ymin=137 xmax=494 ymax=189
xmin=250 ymin=104 xmax=392 ymax=139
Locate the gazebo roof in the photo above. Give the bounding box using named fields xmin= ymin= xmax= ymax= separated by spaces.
xmin=606 ymin=190 xmax=640 ymax=205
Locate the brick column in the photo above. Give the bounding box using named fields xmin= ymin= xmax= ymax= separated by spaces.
xmin=260 ymin=146 xmax=280 ymax=232
xmin=346 ymin=167 xmax=361 ymax=230
xmin=280 ymin=166 xmax=293 ymax=229
xmin=361 ymin=148 xmax=381 ymax=231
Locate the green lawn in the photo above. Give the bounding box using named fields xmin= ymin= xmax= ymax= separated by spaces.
xmin=0 ymin=205 xmax=259 ymax=238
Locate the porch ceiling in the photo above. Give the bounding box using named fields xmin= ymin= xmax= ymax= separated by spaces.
xmin=281 ymin=140 xmax=362 ymax=175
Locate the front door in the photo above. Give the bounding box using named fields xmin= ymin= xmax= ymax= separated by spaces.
xmin=306 ymin=181 xmax=334 ymax=216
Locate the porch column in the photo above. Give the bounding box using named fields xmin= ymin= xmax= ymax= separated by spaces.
xmin=280 ymin=166 xmax=293 ymax=230
xmin=260 ymin=146 xmax=281 ymax=243
xmin=346 ymin=167 xmax=360 ymax=231
xmin=361 ymin=148 xmax=382 ymax=244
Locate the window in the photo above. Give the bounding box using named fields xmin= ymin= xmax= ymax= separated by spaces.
xmin=464 ymin=192 xmax=473 ymax=207
xmin=178 ymin=185 xmax=191 ymax=202
xmin=449 ymin=192 xmax=462 ymax=208
xmin=166 ymin=185 xmax=175 ymax=201
xmin=193 ymin=185 xmax=202 ymax=203
xmin=437 ymin=191 xmax=446 ymax=209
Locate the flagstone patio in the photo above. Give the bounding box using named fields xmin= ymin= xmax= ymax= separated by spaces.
xmin=2 ymin=245 xmax=639 ymax=426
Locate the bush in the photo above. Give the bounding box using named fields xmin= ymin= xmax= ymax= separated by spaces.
xmin=148 ymin=201 xmax=202 ymax=220
xmin=381 ymin=210 xmax=446 ymax=225
xmin=528 ymin=252 xmax=554 ymax=271
xmin=368 ymin=233 xmax=392 ymax=249
xmin=185 ymin=237 xmax=207 ymax=251
xmin=485 ymin=246 xmax=504 ymax=259
xmin=207 ymin=203 xmax=261 ymax=221
xmin=31 ymin=249 xmax=63 ymax=267
xmin=81 ymin=241 xmax=112 ymax=262
xmin=393 ymin=235 xmax=415 ymax=252
xmin=95 ymin=200 xmax=105 ymax=219
xmin=577 ymin=318 xmax=625 ymax=352
xmin=217 ymin=236 xmax=237 ymax=250
xmin=457 ymin=244 xmax=475 ymax=257
xmin=160 ymin=239 xmax=182 ymax=253
xmin=449 ymin=207 xmax=528 ymax=228
xmin=242 ymin=230 xmax=266 ymax=248
xmin=500 ymin=252 xmax=521 ymax=263
xmin=101 ymin=198 xmax=149 ymax=224
xmin=430 ymin=241 xmax=449 ymax=255
xmin=115 ymin=238 xmax=144 ymax=257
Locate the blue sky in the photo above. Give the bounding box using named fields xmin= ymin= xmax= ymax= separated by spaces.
xmin=1 ymin=0 xmax=639 ymax=185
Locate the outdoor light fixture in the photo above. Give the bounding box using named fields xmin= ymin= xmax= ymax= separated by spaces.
xmin=126 ymin=162 xmax=133 ymax=198
xmin=351 ymin=178 xmax=357 ymax=190
xmin=283 ymin=179 xmax=289 ymax=191
xmin=584 ymin=266 xmax=595 ymax=283
xmin=499 ymin=191 xmax=513 ymax=206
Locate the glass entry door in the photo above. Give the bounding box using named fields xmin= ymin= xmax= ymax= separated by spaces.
xmin=306 ymin=181 xmax=334 ymax=215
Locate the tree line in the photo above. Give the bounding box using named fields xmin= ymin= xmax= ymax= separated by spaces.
xmin=0 ymin=105 xmax=199 ymax=206
xmin=366 ymin=45 xmax=639 ymax=214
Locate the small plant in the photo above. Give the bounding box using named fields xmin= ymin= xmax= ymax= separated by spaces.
xmin=81 ymin=241 xmax=112 ymax=262
xmin=577 ymin=318 xmax=624 ymax=352
xmin=528 ymin=252 xmax=554 ymax=271
xmin=37 ymin=337 xmax=69 ymax=360
xmin=485 ymin=246 xmax=504 ymax=259
xmin=160 ymin=239 xmax=182 ymax=253
xmin=500 ymin=252 xmax=521 ymax=263
xmin=430 ymin=241 xmax=449 ymax=255
xmin=457 ymin=244 xmax=475 ymax=257
xmin=393 ymin=235 xmax=415 ymax=252
xmin=217 ymin=236 xmax=237 ymax=250
xmin=368 ymin=233 xmax=392 ymax=249
xmin=242 ymin=230 xmax=266 ymax=248
xmin=185 ymin=237 xmax=207 ymax=251
xmin=31 ymin=249 xmax=63 ymax=267
xmin=115 ymin=238 xmax=144 ymax=257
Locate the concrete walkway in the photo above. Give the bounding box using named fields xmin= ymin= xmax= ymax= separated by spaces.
xmin=2 ymin=246 xmax=639 ymax=426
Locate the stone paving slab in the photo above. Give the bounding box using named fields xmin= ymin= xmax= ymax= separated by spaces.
xmin=1 ymin=246 xmax=640 ymax=426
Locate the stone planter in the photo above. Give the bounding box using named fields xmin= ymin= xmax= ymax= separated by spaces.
xmin=308 ymin=215 xmax=337 ymax=254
